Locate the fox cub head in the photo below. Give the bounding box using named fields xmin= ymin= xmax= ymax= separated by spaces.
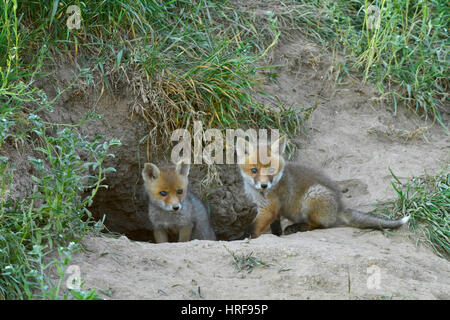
xmin=142 ymin=161 xmax=190 ymax=212
xmin=236 ymin=136 xmax=287 ymax=190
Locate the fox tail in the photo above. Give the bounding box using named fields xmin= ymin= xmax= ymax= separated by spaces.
xmin=341 ymin=209 xmax=410 ymax=230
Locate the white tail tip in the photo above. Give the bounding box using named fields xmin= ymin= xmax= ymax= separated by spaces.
xmin=401 ymin=216 xmax=410 ymax=224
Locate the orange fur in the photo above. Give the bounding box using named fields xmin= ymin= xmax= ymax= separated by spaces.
xmin=146 ymin=168 xmax=187 ymax=207
xmin=253 ymin=195 xmax=281 ymax=236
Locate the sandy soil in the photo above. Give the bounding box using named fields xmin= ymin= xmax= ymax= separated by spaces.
xmin=73 ymin=228 xmax=449 ymax=300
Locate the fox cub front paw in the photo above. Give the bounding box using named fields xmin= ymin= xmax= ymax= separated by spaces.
xmin=284 ymin=223 xmax=311 ymax=234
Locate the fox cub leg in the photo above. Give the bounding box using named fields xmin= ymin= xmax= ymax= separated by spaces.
xmin=178 ymin=225 xmax=192 ymax=242
xmin=154 ymin=229 xmax=169 ymax=243
xmin=270 ymin=217 xmax=282 ymax=236
xmin=302 ymin=184 xmax=339 ymax=230
xmin=248 ymin=196 xmax=281 ymax=238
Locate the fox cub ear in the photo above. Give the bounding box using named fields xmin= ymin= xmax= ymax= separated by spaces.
xmin=142 ymin=163 xmax=160 ymax=181
xmin=271 ymin=135 xmax=287 ymax=155
xmin=175 ymin=160 xmax=190 ymax=177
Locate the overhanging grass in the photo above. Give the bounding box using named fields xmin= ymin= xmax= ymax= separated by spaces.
xmin=15 ymin=0 xmax=306 ymax=145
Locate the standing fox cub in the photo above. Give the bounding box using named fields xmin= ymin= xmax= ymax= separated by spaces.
xmin=236 ymin=136 xmax=410 ymax=239
xmin=142 ymin=161 xmax=216 ymax=243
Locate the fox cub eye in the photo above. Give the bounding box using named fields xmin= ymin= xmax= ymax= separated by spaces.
xmin=159 ymin=191 xmax=167 ymax=196
xmin=251 ymin=168 xmax=258 ymax=174
xmin=177 ymin=189 xmax=183 ymax=195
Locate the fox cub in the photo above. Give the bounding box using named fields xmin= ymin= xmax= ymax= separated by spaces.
xmin=236 ymin=136 xmax=409 ymax=239
xmin=142 ymin=161 xmax=216 ymax=243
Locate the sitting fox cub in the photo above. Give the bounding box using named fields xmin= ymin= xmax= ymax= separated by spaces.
xmin=142 ymin=161 xmax=216 ymax=243
xmin=236 ymin=137 xmax=409 ymax=239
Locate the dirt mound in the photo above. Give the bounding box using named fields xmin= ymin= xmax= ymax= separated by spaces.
xmin=35 ymin=36 xmax=447 ymax=243
xmin=72 ymin=228 xmax=449 ymax=299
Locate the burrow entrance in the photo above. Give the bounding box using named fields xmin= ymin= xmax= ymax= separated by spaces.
xmin=43 ymin=73 xmax=256 ymax=241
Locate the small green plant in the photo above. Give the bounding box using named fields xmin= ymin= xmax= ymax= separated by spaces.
xmin=0 ymin=113 xmax=121 ymax=299
xmin=26 ymin=243 xmax=102 ymax=300
xmin=224 ymin=246 xmax=270 ymax=273
xmin=27 ymin=115 xmax=121 ymax=246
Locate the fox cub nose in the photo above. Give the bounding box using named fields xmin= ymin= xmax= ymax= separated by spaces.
xmin=172 ymin=205 xmax=180 ymax=211
xmin=261 ymin=183 xmax=268 ymax=189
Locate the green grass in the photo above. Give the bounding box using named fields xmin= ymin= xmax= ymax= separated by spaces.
xmin=379 ymin=168 xmax=449 ymax=258
xmin=254 ymin=0 xmax=449 ymax=128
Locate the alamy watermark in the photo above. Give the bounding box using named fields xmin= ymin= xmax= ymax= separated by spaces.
xmin=366 ymin=265 xmax=381 ymax=290
xmin=65 ymin=264 xmax=81 ymax=290
xmin=66 ymin=5 xmax=82 ymax=30
xmin=366 ymin=5 xmax=381 ymax=30
xmin=170 ymin=121 xmax=284 ymax=169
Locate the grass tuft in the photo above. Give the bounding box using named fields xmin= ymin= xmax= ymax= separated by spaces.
xmin=224 ymin=245 xmax=270 ymax=273
xmin=378 ymin=168 xmax=449 ymax=258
